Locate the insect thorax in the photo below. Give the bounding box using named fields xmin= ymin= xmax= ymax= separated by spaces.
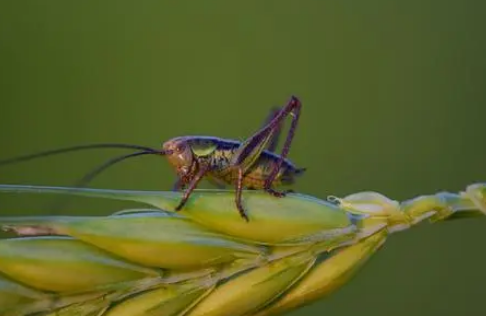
xmin=188 ymin=137 xmax=302 ymax=186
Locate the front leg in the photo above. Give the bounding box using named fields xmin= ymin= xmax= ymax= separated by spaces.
xmin=172 ymin=177 xmax=185 ymax=191
xmin=175 ymin=164 xmax=209 ymax=211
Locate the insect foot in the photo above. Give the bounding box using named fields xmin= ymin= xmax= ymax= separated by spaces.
xmin=240 ymin=210 xmax=250 ymax=222
xmin=265 ymin=188 xmax=294 ymax=198
xmin=175 ymin=201 xmax=185 ymax=212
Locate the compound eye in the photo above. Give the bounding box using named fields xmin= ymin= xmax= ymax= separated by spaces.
xmin=175 ymin=143 xmax=186 ymax=153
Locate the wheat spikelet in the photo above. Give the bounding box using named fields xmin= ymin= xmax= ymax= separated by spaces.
xmin=0 ymin=182 xmax=484 ymax=316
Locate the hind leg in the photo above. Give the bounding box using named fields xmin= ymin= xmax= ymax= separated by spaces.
xmin=263 ymin=97 xmax=302 ymax=197
xmin=262 ymin=107 xmax=284 ymax=153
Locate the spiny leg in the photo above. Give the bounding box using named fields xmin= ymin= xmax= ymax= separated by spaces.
xmin=231 ymin=96 xmax=301 ymax=173
xmin=175 ymin=164 xmax=209 ymax=211
xmin=229 ymin=96 xmax=302 ymax=215
xmin=206 ymin=108 xmax=283 ymax=193
xmin=263 ymin=96 xmax=301 ymax=197
xmin=235 ymin=168 xmax=249 ymax=221
xmin=263 ymin=107 xmax=284 ymax=153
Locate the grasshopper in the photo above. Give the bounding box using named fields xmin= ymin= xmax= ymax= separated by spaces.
xmin=0 ymin=96 xmax=305 ymax=221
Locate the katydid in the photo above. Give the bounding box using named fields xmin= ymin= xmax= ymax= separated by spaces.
xmin=0 ymin=96 xmax=306 ymax=221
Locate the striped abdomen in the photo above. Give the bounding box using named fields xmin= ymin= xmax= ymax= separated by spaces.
xmin=206 ymin=139 xmax=305 ymax=189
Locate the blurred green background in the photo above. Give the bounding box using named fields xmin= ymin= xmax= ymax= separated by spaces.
xmin=1 ymin=1 xmax=486 ymax=315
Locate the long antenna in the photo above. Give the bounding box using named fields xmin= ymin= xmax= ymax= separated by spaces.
xmin=49 ymin=150 xmax=161 ymax=214
xmin=73 ymin=151 xmax=158 ymax=189
xmin=0 ymin=143 xmax=158 ymax=166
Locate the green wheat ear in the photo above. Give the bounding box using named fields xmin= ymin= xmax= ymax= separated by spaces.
xmin=0 ymin=183 xmax=484 ymax=316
